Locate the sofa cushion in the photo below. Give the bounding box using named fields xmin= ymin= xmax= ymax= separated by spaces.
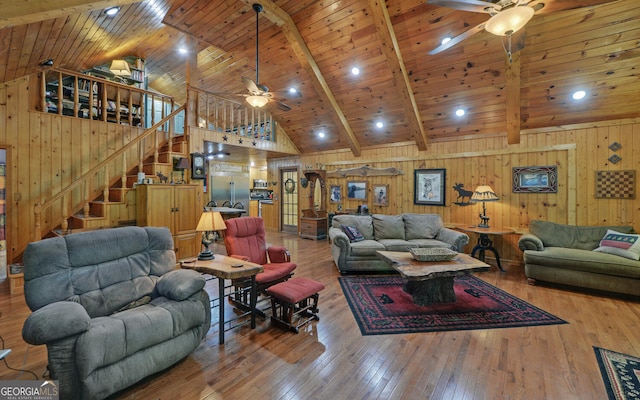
xmin=377 ymin=239 xmax=413 ymax=252
xmin=407 ymin=239 xmax=455 ymax=250
xmin=332 ymin=215 xmax=374 ymax=240
xmin=373 ymin=214 xmax=405 ymax=240
xmin=594 ymin=229 xmax=640 ymax=260
xmin=341 ymin=225 xmax=365 ymax=242
xmin=529 ymin=220 xmax=635 ymax=250
xmin=349 ymin=240 xmax=385 ymax=257
xmin=524 ymin=247 xmax=640 ymax=278
xmin=402 ymin=213 xmax=443 ymax=239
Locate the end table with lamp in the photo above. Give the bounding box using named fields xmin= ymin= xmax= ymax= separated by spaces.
xmin=459 ymin=185 xmax=513 ymax=271
xmin=196 ymin=210 xmax=226 ymax=260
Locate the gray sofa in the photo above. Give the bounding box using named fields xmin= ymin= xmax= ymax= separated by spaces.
xmin=329 ymin=213 xmax=469 ymax=273
xmin=22 ymin=226 xmax=211 ymax=400
xmin=518 ymin=220 xmax=640 ymax=296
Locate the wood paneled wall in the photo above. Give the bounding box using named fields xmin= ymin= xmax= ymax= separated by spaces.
xmin=0 ymin=77 xmax=159 ymax=261
xmin=272 ymin=119 xmax=640 ymax=266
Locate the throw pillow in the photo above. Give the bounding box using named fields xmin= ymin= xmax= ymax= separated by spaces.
xmin=341 ymin=225 xmax=365 ymax=242
xmin=593 ymin=229 xmax=640 ymax=261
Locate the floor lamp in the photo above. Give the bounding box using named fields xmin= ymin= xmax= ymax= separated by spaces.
xmin=470 ymin=185 xmax=499 ymax=228
xmin=196 ymin=211 xmax=226 ymax=260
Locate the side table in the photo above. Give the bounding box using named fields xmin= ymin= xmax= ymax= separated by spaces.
xmin=181 ymin=255 xmax=263 ymax=344
xmin=455 ymin=225 xmax=514 ymax=272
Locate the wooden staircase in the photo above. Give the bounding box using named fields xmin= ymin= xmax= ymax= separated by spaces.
xmin=65 ymin=137 xmax=190 ymax=232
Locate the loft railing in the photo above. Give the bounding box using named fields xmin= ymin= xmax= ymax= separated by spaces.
xmin=33 ymin=106 xmax=186 ymax=241
xmin=189 ymin=86 xmax=277 ymax=142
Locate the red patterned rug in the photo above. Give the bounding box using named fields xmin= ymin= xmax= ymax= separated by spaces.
xmin=594 ymin=347 xmax=640 ymax=400
xmin=338 ymin=275 xmax=566 ymax=335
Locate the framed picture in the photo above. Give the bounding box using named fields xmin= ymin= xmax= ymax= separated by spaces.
xmin=512 ymin=166 xmax=558 ymax=193
xmin=346 ymin=181 xmax=367 ymax=200
xmin=330 ymin=185 xmax=342 ymax=203
xmin=414 ymin=169 xmax=446 ymax=206
xmin=373 ymin=184 xmax=389 ymax=206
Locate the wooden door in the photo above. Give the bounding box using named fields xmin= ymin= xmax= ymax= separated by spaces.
xmin=173 ymin=185 xmax=199 ymax=236
xmin=137 ymin=185 xmax=173 ymax=231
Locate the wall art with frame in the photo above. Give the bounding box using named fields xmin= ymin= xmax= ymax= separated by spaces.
xmin=373 ymin=184 xmax=389 ymax=206
xmin=330 ymin=185 xmax=342 ymax=203
xmin=414 ymin=169 xmax=446 ymax=206
xmin=512 ymin=165 xmax=558 ymax=193
xmin=346 ymin=181 xmax=367 ymax=200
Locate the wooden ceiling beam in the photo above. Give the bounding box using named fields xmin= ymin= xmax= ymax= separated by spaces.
xmin=369 ymin=0 xmax=428 ymax=151
xmin=242 ymin=0 xmax=362 ymax=157
xmin=0 ymin=0 xmax=142 ymax=29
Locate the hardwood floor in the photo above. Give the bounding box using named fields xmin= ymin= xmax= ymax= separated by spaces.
xmin=1 ymin=230 xmax=639 ymax=399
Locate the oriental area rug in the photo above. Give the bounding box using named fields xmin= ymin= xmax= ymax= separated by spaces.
xmin=594 ymin=346 xmax=640 ymax=400
xmin=338 ymin=275 xmax=566 ymax=336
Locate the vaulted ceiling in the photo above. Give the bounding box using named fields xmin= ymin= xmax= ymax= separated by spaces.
xmin=1 ymin=0 xmax=638 ymax=158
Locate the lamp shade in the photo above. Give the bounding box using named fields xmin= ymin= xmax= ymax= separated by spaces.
xmin=196 ymin=211 xmax=226 ymax=232
xmin=246 ymin=95 xmax=269 ymax=108
xmin=484 ymin=6 xmax=534 ymax=36
xmin=471 ymin=185 xmax=499 ymax=202
xmin=109 ymin=60 xmax=131 ymax=76
xmin=175 ymin=157 xmax=190 ymax=170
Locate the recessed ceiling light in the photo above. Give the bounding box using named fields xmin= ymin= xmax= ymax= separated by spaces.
xmin=250 ymin=161 xmax=255 ymax=167
xmin=217 ymin=153 xmax=224 ymax=158
xmin=178 ymin=48 xmax=188 ymax=54
xmin=375 ymin=121 xmax=384 ymax=129
xmin=318 ymin=131 xmax=326 ymax=138
xmin=351 ymin=67 xmax=360 ymax=76
xmin=455 ymin=109 xmax=465 ymax=117
xmin=572 ymin=90 xmax=586 ymax=100
xmin=288 ymin=88 xmax=297 ymax=94
xmin=441 ymin=37 xmax=451 ymax=45
xmin=105 ymin=6 xmax=120 ymax=16
xmin=207 ymin=155 xmax=215 ymax=160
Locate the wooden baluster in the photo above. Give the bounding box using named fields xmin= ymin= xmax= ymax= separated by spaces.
xmin=154 ymin=129 xmax=159 ymax=164
xmin=169 ymin=98 xmax=175 ymax=144
xmin=103 ymin=167 xmax=109 ymax=203
xmin=40 ymin=71 xmax=47 ymax=112
xmin=84 ymin=182 xmax=90 ymax=218
xmin=88 ymin=80 xmax=95 ymax=120
xmin=101 ymin=82 xmax=107 ymax=122
xmin=205 ymin=92 xmax=210 ymax=129
xmin=121 ymin=152 xmax=127 ymax=190
xmin=61 ymin=195 xmax=69 ymax=233
xmin=34 ymin=203 xmax=42 ymax=241
xmin=214 ymin=96 xmax=219 ymax=130
xmin=139 ymin=90 xmax=145 ymax=126
xmin=128 ymin=89 xmax=133 ymax=125
xmin=57 ymin=71 xmax=63 ymax=115
xmin=73 ymin=75 xmax=80 ymax=117
xmin=115 ymin=88 xmax=121 ymax=124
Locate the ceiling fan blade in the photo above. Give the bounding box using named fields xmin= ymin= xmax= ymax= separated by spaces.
xmin=528 ymin=0 xmax=617 ymax=14
xmin=428 ymin=21 xmax=487 ymax=55
xmin=502 ymin=28 xmax=527 ymax=53
xmin=426 ymin=0 xmax=500 ymax=14
xmin=242 ymin=76 xmax=261 ymax=94
xmin=275 ymin=101 xmax=292 ymax=112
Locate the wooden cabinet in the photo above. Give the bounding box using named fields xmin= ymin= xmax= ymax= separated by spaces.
xmin=300 ymin=217 xmax=327 ymax=240
xmin=249 ymin=200 xmax=259 ymax=217
xmin=136 ymin=184 xmax=201 ymax=259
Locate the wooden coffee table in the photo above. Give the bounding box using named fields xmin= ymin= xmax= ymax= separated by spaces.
xmin=377 ymin=251 xmax=490 ymax=306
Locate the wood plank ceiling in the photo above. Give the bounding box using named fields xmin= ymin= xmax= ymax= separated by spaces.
xmin=1 ymin=0 xmax=638 ymax=157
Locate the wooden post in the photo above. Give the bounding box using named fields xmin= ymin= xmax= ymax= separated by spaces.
xmin=103 ymin=167 xmax=109 ymax=203
xmin=34 ymin=203 xmax=42 ymax=241
xmin=84 ymin=181 xmax=90 ymax=218
xmin=61 ymin=195 xmax=69 ymax=233
xmin=40 ymin=71 xmax=47 ymax=112
xmin=121 ymin=152 xmax=127 ymax=190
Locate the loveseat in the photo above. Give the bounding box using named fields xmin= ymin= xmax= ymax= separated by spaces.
xmin=518 ymin=220 xmax=640 ymax=296
xmin=22 ymin=226 xmax=211 ymax=400
xmin=329 ymin=213 xmax=469 ymax=273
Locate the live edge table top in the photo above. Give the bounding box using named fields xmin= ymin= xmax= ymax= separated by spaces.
xmin=180 ymin=255 xmax=263 ymax=279
xmin=376 ymin=251 xmax=490 ymax=281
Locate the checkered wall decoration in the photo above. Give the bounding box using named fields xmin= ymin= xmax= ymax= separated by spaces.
xmin=595 ymin=170 xmax=636 ymax=199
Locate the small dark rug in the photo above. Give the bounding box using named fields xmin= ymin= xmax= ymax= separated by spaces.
xmin=594 ymin=346 xmax=640 ymax=400
xmin=338 ymin=275 xmax=566 ymax=335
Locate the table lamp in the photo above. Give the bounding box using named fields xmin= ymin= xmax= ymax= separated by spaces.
xmin=196 ymin=211 xmax=226 ymax=260
xmin=174 ymin=157 xmax=190 ymax=183
xmin=470 ymin=185 xmax=499 ymax=228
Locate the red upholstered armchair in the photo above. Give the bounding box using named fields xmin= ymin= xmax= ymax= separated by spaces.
xmin=224 ymin=217 xmax=296 ymax=312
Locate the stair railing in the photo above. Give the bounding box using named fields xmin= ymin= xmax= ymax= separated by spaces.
xmin=33 ymin=105 xmax=186 ymax=241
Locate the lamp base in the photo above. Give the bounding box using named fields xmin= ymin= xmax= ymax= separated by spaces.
xmin=198 ymin=250 xmax=215 ymax=260
xmin=477 ymin=223 xmax=490 ymax=229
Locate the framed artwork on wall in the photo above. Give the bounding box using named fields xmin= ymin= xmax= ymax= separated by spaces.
xmin=346 ymin=181 xmax=367 ymax=200
xmin=414 ymin=169 xmax=446 ymax=206
xmin=330 ymin=185 xmax=342 ymax=203
xmin=373 ymin=184 xmax=389 ymax=206
xmin=512 ymin=165 xmax=558 ymax=193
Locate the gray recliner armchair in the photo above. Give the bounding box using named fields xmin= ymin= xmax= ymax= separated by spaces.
xmin=21 ymin=226 xmax=211 ymax=400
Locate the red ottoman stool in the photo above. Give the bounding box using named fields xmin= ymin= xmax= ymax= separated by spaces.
xmin=266 ymin=277 xmax=325 ymax=333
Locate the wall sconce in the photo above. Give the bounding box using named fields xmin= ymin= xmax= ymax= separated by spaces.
xmin=300 ymin=177 xmax=309 ymax=189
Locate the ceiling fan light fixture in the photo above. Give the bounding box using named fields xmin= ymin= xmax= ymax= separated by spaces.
xmin=484 ymin=6 xmax=534 ymax=36
xmin=246 ymin=95 xmax=269 ymax=108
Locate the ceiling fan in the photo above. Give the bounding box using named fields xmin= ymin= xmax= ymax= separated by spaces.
xmin=239 ymin=3 xmax=295 ymax=112
xmin=427 ymin=0 xmax=619 ymax=55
